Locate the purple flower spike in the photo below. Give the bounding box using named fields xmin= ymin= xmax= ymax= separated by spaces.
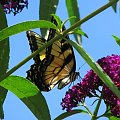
xmin=61 ymin=54 xmax=120 ymax=117
xmin=0 ymin=0 xmax=28 ymax=15
xmin=112 ymin=100 xmax=120 ymax=117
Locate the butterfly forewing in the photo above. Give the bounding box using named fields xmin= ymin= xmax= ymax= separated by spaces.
xmin=26 ymin=30 xmax=46 ymax=62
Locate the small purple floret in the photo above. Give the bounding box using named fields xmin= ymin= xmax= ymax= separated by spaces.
xmin=0 ymin=0 xmax=28 ymax=15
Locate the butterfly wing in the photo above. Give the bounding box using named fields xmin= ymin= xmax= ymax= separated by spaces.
xmin=26 ymin=17 xmax=78 ymax=92
xmin=39 ymin=17 xmax=78 ymax=90
xmin=26 ymin=30 xmax=50 ymax=91
xmin=26 ymin=30 xmax=46 ymax=63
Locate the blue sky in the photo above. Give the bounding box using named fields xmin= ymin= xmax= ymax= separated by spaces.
xmin=3 ymin=0 xmax=120 ymax=120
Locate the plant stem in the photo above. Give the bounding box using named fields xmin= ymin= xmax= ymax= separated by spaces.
xmin=0 ymin=0 xmax=118 ymax=81
xmin=0 ymin=100 xmax=4 ymax=119
xmin=91 ymin=94 xmax=103 ymax=120
xmin=63 ymin=0 xmax=119 ymax=35
xmin=81 ymin=101 xmax=93 ymax=117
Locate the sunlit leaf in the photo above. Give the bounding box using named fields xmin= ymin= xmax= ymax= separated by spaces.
xmin=51 ymin=14 xmax=62 ymax=30
xmin=0 ymin=20 xmax=57 ymax=41
xmin=0 ymin=76 xmax=51 ymax=120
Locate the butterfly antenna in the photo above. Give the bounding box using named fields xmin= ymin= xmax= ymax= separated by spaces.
xmin=78 ymin=62 xmax=86 ymax=72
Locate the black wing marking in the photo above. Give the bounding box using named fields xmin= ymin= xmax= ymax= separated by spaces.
xmin=26 ymin=30 xmax=46 ymax=64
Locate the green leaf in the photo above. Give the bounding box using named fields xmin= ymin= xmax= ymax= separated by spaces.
xmin=109 ymin=0 xmax=118 ymax=12
xmin=0 ymin=4 xmax=10 ymax=119
xmin=54 ymin=109 xmax=88 ymax=120
xmin=109 ymin=116 xmax=120 ymax=120
xmin=51 ymin=15 xmax=77 ymax=32
xmin=0 ymin=3 xmax=9 ymax=82
xmin=66 ymin=0 xmax=82 ymax=44
xmin=39 ymin=0 xmax=59 ymax=37
xmin=112 ymin=35 xmax=120 ymax=46
xmin=0 ymin=20 xmax=57 ymax=41
xmin=70 ymin=29 xmax=88 ymax=38
xmin=67 ymin=39 xmax=120 ymax=98
xmin=102 ymin=113 xmax=112 ymax=118
xmin=51 ymin=14 xmax=62 ymax=30
xmin=62 ymin=16 xmax=76 ymax=27
xmin=0 ymin=76 xmax=51 ymax=120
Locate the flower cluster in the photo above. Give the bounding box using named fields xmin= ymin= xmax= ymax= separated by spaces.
xmin=0 ymin=0 xmax=28 ymax=15
xmin=61 ymin=54 xmax=120 ymax=117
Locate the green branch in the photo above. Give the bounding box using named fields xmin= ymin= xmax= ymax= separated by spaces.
xmin=0 ymin=0 xmax=118 ymax=81
xmin=92 ymin=94 xmax=103 ymax=120
xmin=63 ymin=0 xmax=119 ymax=35
xmin=81 ymin=101 xmax=93 ymax=117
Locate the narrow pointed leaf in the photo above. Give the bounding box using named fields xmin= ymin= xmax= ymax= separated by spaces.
xmin=112 ymin=35 xmax=120 ymax=46
xmin=39 ymin=0 xmax=59 ymax=37
xmin=51 ymin=14 xmax=62 ymax=30
xmin=71 ymin=29 xmax=88 ymax=38
xmin=62 ymin=16 xmax=76 ymax=27
xmin=66 ymin=0 xmax=82 ymax=44
xmin=0 ymin=20 xmax=57 ymax=41
xmin=54 ymin=109 xmax=88 ymax=120
xmin=109 ymin=0 xmax=117 ymax=12
xmin=0 ymin=76 xmax=51 ymax=120
xmin=0 ymin=4 xmax=10 ymax=119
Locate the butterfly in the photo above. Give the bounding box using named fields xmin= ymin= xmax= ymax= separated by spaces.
xmin=26 ymin=17 xmax=79 ymax=91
